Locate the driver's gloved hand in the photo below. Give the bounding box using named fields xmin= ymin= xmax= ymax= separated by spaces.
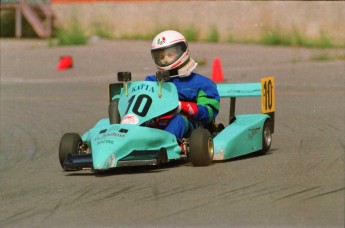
xmin=176 ymin=101 xmax=198 ymax=117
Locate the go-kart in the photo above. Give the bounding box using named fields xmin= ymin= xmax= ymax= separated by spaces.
xmin=59 ymin=71 xmax=275 ymax=172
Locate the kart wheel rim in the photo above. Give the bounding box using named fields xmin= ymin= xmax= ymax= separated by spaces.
xmin=77 ymin=142 xmax=83 ymax=155
xmin=208 ymin=138 xmax=214 ymax=158
xmin=264 ymin=126 xmax=272 ymax=147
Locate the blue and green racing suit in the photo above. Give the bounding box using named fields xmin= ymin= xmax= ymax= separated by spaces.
xmin=145 ymin=72 xmax=220 ymax=138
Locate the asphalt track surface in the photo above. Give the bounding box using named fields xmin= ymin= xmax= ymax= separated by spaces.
xmin=1 ymin=39 xmax=344 ymax=227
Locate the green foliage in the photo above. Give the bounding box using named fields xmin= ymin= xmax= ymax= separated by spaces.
xmin=183 ymin=26 xmax=199 ymax=42
xmin=260 ymin=27 xmax=290 ymax=46
xmin=310 ymin=52 xmax=345 ymax=61
xmin=259 ymin=26 xmax=340 ymax=48
xmin=56 ymin=18 xmax=88 ymax=46
xmin=118 ymin=33 xmax=155 ymax=40
xmin=205 ymin=26 xmax=219 ymax=43
xmin=310 ymin=53 xmax=332 ymax=61
xmin=1 ymin=10 xmax=343 ymax=50
xmin=114 ymin=25 xmax=342 ymax=49
xmin=92 ymin=22 xmax=113 ymax=39
xmin=227 ymin=34 xmax=236 ymax=43
xmin=310 ymin=31 xmax=333 ymax=48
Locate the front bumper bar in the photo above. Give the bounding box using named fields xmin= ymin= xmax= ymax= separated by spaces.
xmin=63 ymin=154 xmax=93 ymax=170
xmin=63 ymin=148 xmax=168 ymax=170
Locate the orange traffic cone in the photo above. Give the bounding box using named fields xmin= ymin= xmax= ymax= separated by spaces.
xmin=57 ymin=56 xmax=73 ymax=71
xmin=211 ymin=58 xmax=224 ymax=82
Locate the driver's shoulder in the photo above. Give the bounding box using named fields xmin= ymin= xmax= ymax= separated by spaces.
xmin=145 ymin=75 xmax=157 ymax=81
xmin=188 ymin=72 xmax=214 ymax=86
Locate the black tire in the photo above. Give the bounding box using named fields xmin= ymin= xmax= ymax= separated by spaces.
xmin=59 ymin=133 xmax=82 ymax=170
xmin=216 ymin=123 xmax=225 ymax=133
xmin=189 ymin=128 xmax=214 ymax=166
xmin=108 ymin=98 xmax=121 ymax=124
xmin=259 ymin=120 xmax=272 ymax=155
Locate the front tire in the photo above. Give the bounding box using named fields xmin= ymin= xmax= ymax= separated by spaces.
xmin=189 ymin=128 xmax=214 ymax=166
xmin=59 ymin=133 xmax=82 ymax=170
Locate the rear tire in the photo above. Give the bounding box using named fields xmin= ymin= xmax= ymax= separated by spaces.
xmin=59 ymin=133 xmax=82 ymax=170
xmin=259 ymin=120 xmax=272 ymax=155
xmin=189 ymin=128 xmax=214 ymax=166
xmin=109 ymin=98 xmax=121 ymax=124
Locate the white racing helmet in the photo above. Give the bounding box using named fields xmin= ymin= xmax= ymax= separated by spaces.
xmin=151 ymin=30 xmax=190 ymax=72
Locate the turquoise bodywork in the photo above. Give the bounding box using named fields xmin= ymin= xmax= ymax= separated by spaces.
xmin=117 ymin=81 xmax=179 ymax=125
xmin=213 ymin=82 xmax=270 ymax=160
xmin=216 ymin=83 xmax=262 ymax=97
xmin=213 ymin=114 xmax=269 ymax=160
xmin=81 ymin=80 xmax=272 ymax=170
xmin=82 ymin=81 xmax=181 ymax=170
xmin=82 ymin=121 xmax=180 ymax=169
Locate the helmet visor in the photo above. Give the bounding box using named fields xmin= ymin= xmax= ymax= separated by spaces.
xmin=151 ymin=42 xmax=187 ymax=67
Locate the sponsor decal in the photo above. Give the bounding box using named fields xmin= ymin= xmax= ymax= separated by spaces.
xmin=131 ymin=84 xmax=155 ymax=93
xmin=186 ymin=103 xmax=196 ymax=115
xmin=227 ymin=89 xmax=261 ymax=94
xmin=157 ymin=37 xmax=166 ymax=45
xmin=97 ymin=139 xmax=114 ymax=145
xmin=94 ymin=132 xmax=125 ymax=141
xmin=121 ymin=114 xmax=139 ymax=124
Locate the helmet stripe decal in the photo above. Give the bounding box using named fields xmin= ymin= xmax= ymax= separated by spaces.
xmin=171 ymin=60 xmax=182 ymax=69
xmin=169 ymin=38 xmax=185 ymax=43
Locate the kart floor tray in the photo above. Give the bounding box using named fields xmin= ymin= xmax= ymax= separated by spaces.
xmin=118 ymin=148 xmax=168 ymax=167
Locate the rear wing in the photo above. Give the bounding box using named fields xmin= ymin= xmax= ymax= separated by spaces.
xmin=217 ymin=83 xmax=261 ymax=98
xmin=216 ymin=76 xmax=275 ymax=132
